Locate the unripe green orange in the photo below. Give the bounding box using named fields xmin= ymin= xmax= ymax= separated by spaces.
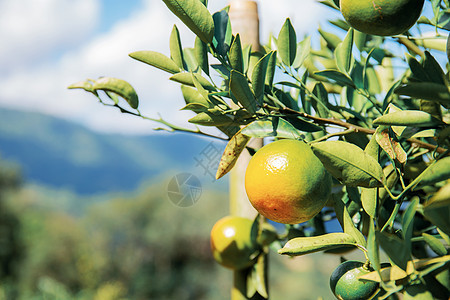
xmin=210 ymin=216 xmax=259 ymax=270
xmin=244 ymin=139 xmax=332 ymax=224
xmin=340 ymin=0 xmax=425 ymax=36
xmin=330 ymin=261 xmax=379 ymax=300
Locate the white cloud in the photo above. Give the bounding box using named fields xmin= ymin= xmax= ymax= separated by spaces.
xmin=0 ymin=0 xmax=333 ymax=135
xmin=0 ymin=0 xmax=100 ymax=72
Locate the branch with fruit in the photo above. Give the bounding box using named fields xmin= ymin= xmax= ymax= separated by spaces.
xmin=69 ymin=0 xmax=450 ymax=299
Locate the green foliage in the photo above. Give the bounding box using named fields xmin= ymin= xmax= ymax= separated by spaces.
xmin=69 ymin=0 xmax=450 ymax=298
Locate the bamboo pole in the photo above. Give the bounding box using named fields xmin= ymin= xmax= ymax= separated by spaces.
xmin=228 ymin=1 xmax=267 ymax=299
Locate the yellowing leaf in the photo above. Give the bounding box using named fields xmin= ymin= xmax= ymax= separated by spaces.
xmin=215 ymin=129 xmax=251 ymax=179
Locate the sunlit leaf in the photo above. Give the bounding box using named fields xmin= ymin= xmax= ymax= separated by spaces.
xmin=194 ymin=37 xmax=209 ymax=75
xmin=170 ymin=25 xmax=186 ymax=70
xmin=292 ymin=36 xmax=311 ymax=69
xmin=129 ymin=51 xmax=181 ymax=74
xmin=188 ymin=111 xmax=234 ymax=126
xmin=278 ymin=233 xmax=357 ymax=256
xmin=422 ymin=233 xmax=448 ymax=256
xmin=162 ymin=0 xmax=215 ymax=44
xmin=314 ymin=70 xmax=356 ymax=88
xmin=311 ymin=141 xmax=384 ymax=188
xmin=416 ymin=157 xmax=450 ymax=188
xmin=373 ymin=110 xmax=443 ymax=127
xmin=93 ymin=77 xmax=139 ymax=109
xmin=318 ymin=28 xmax=341 ymax=50
xmin=170 ymin=72 xmax=215 ymax=90
xmin=335 ymin=28 xmax=354 ymax=75
xmin=180 ymin=85 xmax=210 ymax=107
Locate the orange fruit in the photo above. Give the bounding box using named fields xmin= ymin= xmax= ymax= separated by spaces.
xmin=340 ymin=0 xmax=425 ymax=36
xmin=244 ymin=139 xmax=332 ymax=224
xmin=330 ymin=261 xmax=379 ymax=300
xmin=210 ymin=216 xmax=259 ymax=270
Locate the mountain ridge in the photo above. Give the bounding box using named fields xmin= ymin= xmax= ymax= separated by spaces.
xmin=0 ymin=107 xmax=226 ymax=195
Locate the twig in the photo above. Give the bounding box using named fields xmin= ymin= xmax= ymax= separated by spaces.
xmin=268 ymin=105 xmax=448 ymax=154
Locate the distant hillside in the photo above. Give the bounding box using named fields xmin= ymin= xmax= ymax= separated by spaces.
xmin=0 ymin=108 xmax=227 ymax=195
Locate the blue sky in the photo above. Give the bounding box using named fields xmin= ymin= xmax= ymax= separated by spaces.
xmin=0 ymin=0 xmax=440 ymax=135
xmin=0 ymin=0 xmax=336 ymax=134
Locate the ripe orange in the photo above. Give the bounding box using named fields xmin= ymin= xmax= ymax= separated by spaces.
xmin=340 ymin=0 xmax=425 ymax=36
xmin=244 ymin=139 xmax=332 ymax=224
xmin=210 ymin=216 xmax=259 ymax=270
xmin=330 ymin=261 xmax=379 ymax=300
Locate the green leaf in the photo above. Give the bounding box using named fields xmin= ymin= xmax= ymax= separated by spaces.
xmin=335 ymin=28 xmax=354 ymax=75
xmin=404 ymin=283 xmax=434 ymax=300
xmin=318 ymin=28 xmax=341 ymax=50
xmin=162 ymin=0 xmax=214 ymax=44
xmin=314 ymin=70 xmax=356 ymax=88
xmin=292 ymin=36 xmax=311 ymax=69
xmin=416 ymin=157 xmax=450 ymax=188
xmin=395 ymin=82 xmax=450 ymax=107
xmin=282 ymin=116 xmax=323 ymax=132
xmin=182 ymin=47 xmax=199 ymax=72
xmin=67 ymin=80 xmax=94 ymax=93
xmin=334 ymin=197 xmax=367 ymax=246
xmin=311 ymin=82 xmax=331 ymax=118
xmin=241 ymin=118 xmax=302 ymax=139
xmin=129 ymin=51 xmax=181 ymax=74
xmin=250 ymin=254 xmax=268 ymax=298
xmin=229 ymin=70 xmax=257 ymax=115
xmin=426 ymin=182 xmax=450 ymax=209
xmin=311 ymin=141 xmax=384 ymax=188
xmin=180 ymin=102 xmax=209 ymax=113
xmin=169 ymin=72 xmax=215 ymax=90
xmin=278 ymin=18 xmax=297 ymax=66
xmin=251 ymin=51 xmax=273 ymax=104
xmin=188 ymin=111 xmax=234 ymax=126
xmin=180 ymin=85 xmax=210 ymax=107
xmin=376 ymin=231 xmax=408 ymax=271
xmin=265 ymin=50 xmax=277 ymax=88
xmin=92 ymin=77 xmax=139 ymax=109
xmin=373 ymin=110 xmax=443 ymax=127
xmin=423 ymin=205 xmax=450 ymax=237
xmin=423 ymin=51 xmax=446 ymax=85
xmin=367 ymin=219 xmax=381 ymax=273
xmin=170 ymin=25 xmax=186 ymax=70
xmin=212 ymin=10 xmax=232 ymax=56
xmin=402 ymin=197 xmax=419 ymax=256
xmin=422 ymin=233 xmax=448 ymax=256
xmin=229 ymin=34 xmax=243 ymax=73
xmin=360 ymin=187 xmax=377 ymax=218
xmin=215 ymin=128 xmax=251 ymax=179
xmin=407 ymin=54 xmax=430 ymax=82
xmin=194 ymin=37 xmax=209 ymax=75
xmin=278 ymin=233 xmax=357 ymax=256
